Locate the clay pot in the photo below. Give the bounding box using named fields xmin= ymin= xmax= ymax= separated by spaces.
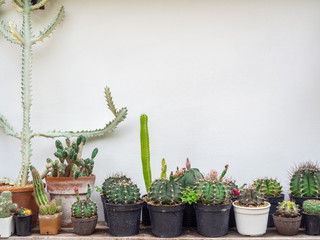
xmin=39 ymin=212 xmax=62 ymax=235
xmin=0 ymin=184 xmax=38 ymax=227
xmin=46 ymin=175 xmax=96 ymax=227
xmin=71 ymin=216 xmax=98 ymax=235
xmin=273 ymin=214 xmax=301 ymax=236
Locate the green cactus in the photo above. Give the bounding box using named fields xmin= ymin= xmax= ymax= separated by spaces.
xmin=140 ymin=114 xmax=152 ymax=192
xmin=290 ymin=162 xmax=320 ymax=197
xmin=104 ymin=179 xmax=141 ymax=204
xmin=30 ymin=165 xmax=49 ymax=206
xmin=303 ymin=200 xmax=320 ymax=214
xmin=0 ymin=1 xmax=127 ymax=187
xmin=161 ymin=158 xmax=167 ymax=179
xmin=102 ymin=174 xmax=131 ymax=196
xmin=276 ymin=201 xmax=300 ymax=218
xmin=237 ymin=186 xmax=265 ymax=207
xmin=71 ymin=185 xmax=97 ymax=218
xmin=253 ymin=178 xmax=282 ymax=197
xmin=175 ymin=158 xmax=204 ymax=188
xmin=0 ymin=191 xmax=17 ymax=218
xmin=39 ymin=199 xmax=62 ymax=215
xmin=148 ymin=175 xmax=183 ymax=205
xmin=194 ymin=179 xmax=231 ymax=205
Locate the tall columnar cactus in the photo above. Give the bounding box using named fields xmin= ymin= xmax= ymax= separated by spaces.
xmin=71 ymin=185 xmax=97 ymax=218
xmin=0 ymin=1 xmax=127 ymax=187
xmin=276 ymin=201 xmax=300 ymax=218
xmin=102 ymin=174 xmax=131 ymax=196
xmin=0 ymin=191 xmax=17 ymax=218
xmin=140 ymin=114 xmax=152 ymax=192
xmin=175 ymin=158 xmax=204 ymax=188
xmin=30 ymin=165 xmax=49 ymax=206
xmin=237 ymin=186 xmax=265 ymax=207
xmin=303 ymin=200 xmax=320 ymax=214
xmin=105 ymin=179 xmax=141 ymax=204
xmin=194 ymin=179 xmax=230 ymax=205
xmin=253 ymin=178 xmax=282 ymax=197
xmin=290 ymin=162 xmax=320 ymax=197
xmin=148 ymin=175 xmax=183 ymax=205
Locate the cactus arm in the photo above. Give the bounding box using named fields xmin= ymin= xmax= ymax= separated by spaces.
xmin=0 ymin=0 xmax=4 ymax=6
xmin=32 ymin=6 xmax=64 ymax=44
xmin=0 ymin=115 xmax=21 ymax=139
xmin=8 ymin=21 xmax=24 ymax=43
xmin=12 ymin=0 xmax=23 ymax=12
xmin=161 ymin=158 xmax=167 ymax=179
xmin=140 ymin=114 xmax=152 ymax=192
xmin=105 ymin=86 xmax=117 ymax=115
xmin=30 ymin=0 xmax=50 ymax=10
xmin=0 ymin=20 xmax=21 ymax=45
xmin=0 ymin=177 xmax=16 ymax=186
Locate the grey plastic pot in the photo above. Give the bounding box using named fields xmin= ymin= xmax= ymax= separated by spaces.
xmin=273 ymin=214 xmax=301 ymax=236
xmin=71 ymin=215 xmax=97 ymax=235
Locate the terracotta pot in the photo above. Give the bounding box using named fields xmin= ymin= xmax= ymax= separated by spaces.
xmin=71 ymin=215 xmax=98 ymax=235
xmin=46 ymin=175 xmax=96 ymax=227
xmin=273 ymin=214 xmax=301 ymax=236
xmin=39 ymin=212 xmax=62 ymax=235
xmin=0 ymin=184 xmax=38 ymax=227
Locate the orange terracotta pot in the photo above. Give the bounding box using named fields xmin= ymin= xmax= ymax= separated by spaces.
xmin=0 ymin=184 xmax=38 ymax=227
xmin=39 ymin=212 xmax=62 ymax=235
xmin=46 ymin=175 xmax=96 ymax=227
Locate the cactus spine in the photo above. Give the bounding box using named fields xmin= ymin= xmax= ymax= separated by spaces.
xmin=0 ymin=191 xmax=17 ymax=218
xmin=276 ymin=201 xmax=300 ymax=218
xmin=303 ymin=200 xmax=320 ymax=214
xmin=140 ymin=114 xmax=152 ymax=192
xmin=0 ymin=1 xmax=127 ymax=187
xmin=105 ymin=179 xmax=141 ymax=204
xmin=30 ymin=165 xmax=49 ymax=206
xmin=237 ymin=186 xmax=265 ymax=207
xmin=71 ymin=185 xmax=97 ymax=218
xmin=194 ymin=179 xmax=230 ymax=205
xmin=253 ymin=178 xmax=282 ymax=197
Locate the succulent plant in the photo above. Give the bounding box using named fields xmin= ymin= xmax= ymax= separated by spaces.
xmin=39 ymin=199 xmax=62 ymax=215
xmin=237 ymin=186 xmax=265 ymax=207
xmin=175 ymin=158 xmax=204 ymax=188
xmin=276 ymin=201 xmax=300 ymax=218
xmin=30 ymin=165 xmax=49 ymax=206
xmin=303 ymin=200 xmax=320 ymax=214
xmin=71 ymin=185 xmax=97 ymax=218
xmin=104 ymin=179 xmax=141 ymax=204
xmin=148 ymin=174 xmax=183 ymax=205
xmin=102 ymin=174 xmax=131 ymax=196
xmin=161 ymin=158 xmax=167 ymax=179
xmin=140 ymin=114 xmax=152 ymax=192
xmin=253 ymin=178 xmax=282 ymax=197
xmin=0 ymin=191 xmax=17 ymax=218
xmin=41 ymin=135 xmax=98 ymax=179
xmin=194 ymin=179 xmax=231 ymax=205
xmin=290 ymin=162 xmax=320 ymax=197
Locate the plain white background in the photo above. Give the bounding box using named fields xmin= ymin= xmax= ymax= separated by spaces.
xmin=1 ymin=0 xmax=320 ymax=220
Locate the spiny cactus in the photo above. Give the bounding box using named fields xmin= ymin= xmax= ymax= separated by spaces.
xmin=161 ymin=158 xmax=167 ymax=179
xmin=148 ymin=174 xmax=183 ymax=205
xmin=71 ymin=185 xmax=97 ymax=218
xmin=194 ymin=179 xmax=231 ymax=205
xmin=39 ymin=199 xmax=62 ymax=215
xmin=253 ymin=178 xmax=282 ymax=197
xmin=30 ymin=165 xmax=49 ymax=206
xmin=290 ymin=162 xmax=320 ymax=197
xmin=303 ymin=200 xmax=320 ymax=214
xmin=175 ymin=158 xmax=204 ymax=188
xmin=105 ymin=179 xmax=141 ymax=204
xmin=140 ymin=114 xmax=152 ymax=192
xmin=0 ymin=191 xmax=17 ymax=218
xmin=237 ymin=186 xmax=265 ymax=207
xmin=0 ymin=1 xmax=127 ymax=187
xmin=102 ymin=174 xmax=131 ymax=196
xmin=276 ymin=201 xmax=300 ymax=218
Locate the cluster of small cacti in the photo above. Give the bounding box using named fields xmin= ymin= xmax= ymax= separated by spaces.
xmin=237 ymin=186 xmax=265 ymax=207
xmin=0 ymin=191 xmax=17 ymax=218
xmin=175 ymin=158 xmax=204 ymax=188
xmin=253 ymin=178 xmax=282 ymax=197
xmin=39 ymin=199 xmax=62 ymax=215
xmin=104 ymin=179 xmax=141 ymax=204
xmin=303 ymin=200 xmax=320 ymax=214
xmin=290 ymin=162 xmax=320 ymax=197
xmin=71 ymin=185 xmax=97 ymax=218
xmin=276 ymin=201 xmax=300 ymax=218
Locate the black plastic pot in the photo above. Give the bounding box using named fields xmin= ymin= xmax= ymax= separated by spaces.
xmin=290 ymin=195 xmax=319 ymax=227
xmin=229 ymin=198 xmax=236 ymax=229
xmin=266 ymin=194 xmax=284 ymax=227
xmin=105 ymin=202 xmax=143 ymax=236
xmin=147 ymin=203 xmax=185 ymax=238
xmin=14 ymin=213 xmax=33 ymax=236
xmin=194 ymin=203 xmax=231 ymax=237
xmin=303 ymin=212 xmax=320 ymax=235
xmin=142 ymin=194 xmax=150 ymax=226
xmin=183 ymin=203 xmax=196 ymax=227
xmin=100 ymin=195 xmax=108 ymax=226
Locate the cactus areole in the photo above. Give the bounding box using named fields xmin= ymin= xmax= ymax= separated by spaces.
xmin=0 ymin=1 xmax=127 ymax=187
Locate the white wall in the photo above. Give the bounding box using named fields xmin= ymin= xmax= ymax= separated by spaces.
xmin=1 ymin=0 xmax=320 ymax=219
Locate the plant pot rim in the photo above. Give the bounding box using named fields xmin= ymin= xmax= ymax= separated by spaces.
xmin=46 ymin=174 xmax=96 ymax=182
xmin=71 ymin=215 xmax=98 ymax=220
xmin=0 ymin=184 xmax=33 ymax=193
xmin=302 ymin=212 xmax=320 ymax=216
xmin=232 ymin=201 xmax=270 ymax=210
xmin=39 ymin=212 xmax=62 ymax=218
xmin=147 ymin=202 xmax=185 ymax=207
xmin=272 ymin=213 xmax=301 ymax=219
xmin=105 ymin=201 xmax=143 ymax=206
xmin=289 ymin=194 xmax=320 ymax=199
xmin=194 ymin=202 xmax=232 ymax=207
xmin=14 ymin=212 xmax=34 ymax=218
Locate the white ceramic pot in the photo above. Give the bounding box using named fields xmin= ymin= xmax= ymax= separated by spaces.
xmin=0 ymin=216 xmax=14 ymax=238
xmin=232 ymin=201 xmax=270 ymax=236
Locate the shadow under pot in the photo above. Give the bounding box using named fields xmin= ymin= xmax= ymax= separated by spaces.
xmin=14 ymin=212 xmax=33 ymax=236
xmin=71 ymin=215 xmax=98 ymax=235
xmin=290 ymin=195 xmax=319 ymax=227
xmin=147 ymin=203 xmax=185 ymax=238
xmin=105 ymin=202 xmax=143 ymax=237
xmin=303 ymin=212 xmax=320 ymax=235
xmin=272 ymin=214 xmax=301 ymax=236
xmin=100 ymin=195 xmax=108 ymax=226
xmin=266 ymin=194 xmax=284 ymax=227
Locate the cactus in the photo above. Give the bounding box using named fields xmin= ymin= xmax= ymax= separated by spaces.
xmin=290 ymin=162 xmax=320 ymax=197
xmin=140 ymin=114 xmax=152 ymax=192
xmin=0 ymin=191 xmax=17 ymax=218
xmin=148 ymin=174 xmax=183 ymax=205
xmin=104 ymin=179 xmax=141 ymax=204
xmin=276 ymin=201 xmax=300 ymax=218
xmin=253 ymin=178 xmax=282 ymax=197
xmin=303 ymin=200 xmax=320 ymax=214
xmin=102 ymin=174 xmax=131 ymax=196
xmin=175 ymin=158 xmax=204 ymax=188
xmin=30 ymin=165 xmax=49 ymax=206
xmin=71 ymin=185 xmax=97 ymax=218
xmin=161 ymin=158 xmax=167 ymax=179
xmin=0 ymin=1 xmax=127 ymax=187
xmin=39 ymin=199 xmax=62 ymax=215
xmin=194 ymin=179 xmax=231 ymax=205
xmin=237 ymin=186 xmax=265 ymax=207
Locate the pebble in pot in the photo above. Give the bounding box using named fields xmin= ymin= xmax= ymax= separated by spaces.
xmin=302 ymin=199 xmax=320 ymax=235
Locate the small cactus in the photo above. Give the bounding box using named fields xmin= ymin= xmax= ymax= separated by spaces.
xmin=105 ymin=178 xmax=141 ymax=204
xmin=175 ymin=158 xmax=204 ymax=188
xmin=303 ymin=200 xmax=320 ymax=214
xmin=39 ymin=199 xmax=62 ymax=215
xmin=276 ymin=201 xmax=300 ymax=218
xmin=71 ymin=185 xmax=97 ymax=218
xmin=253 ymin=178 xmax=282 ymax=197
xmin=0 ymin=191 xmax=17 ymax=218
xmin=237 ymin=186 xmax=265 ymax=207
xmin=102 ymin=174 xmax=131 ymax=196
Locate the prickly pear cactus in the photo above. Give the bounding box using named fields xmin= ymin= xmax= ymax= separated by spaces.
xmin=102 ymin=174 xmax=131 ymax=196
xmin=253 ymin=178 xmax=282 ymax=197
xmin=290 ymin=162 xmax=320 ymax=197
xmin=303 ymin=200 xmax=320 ymax=214
xmin=175 ymin=158 xmax=204 ymax=188
xmin=0 ymin=191 xmax=17 ymax=218
xmin=105 ymin=179 xmax=141 ymax=204
xmin=276 ymin=201 xmax=300 ymax=218
xmin=237 ymin=186 xmax=265 ymax=207
xmin=194 ymin=179 xmax=231 ymax=205
xmin=71 ymin=186 xmax=97 ymax=218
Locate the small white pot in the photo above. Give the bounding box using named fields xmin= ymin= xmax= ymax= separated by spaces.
xmin=232 ymin=201 xmax=270 ymax=236
xmin=0 ymin=216 xmax=14 ymax=238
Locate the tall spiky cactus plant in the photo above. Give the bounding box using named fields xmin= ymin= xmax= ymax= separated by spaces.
xmin=0 ymin=0 xmax=127 ymax=187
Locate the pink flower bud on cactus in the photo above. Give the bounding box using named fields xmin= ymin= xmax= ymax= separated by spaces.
xmin=233 ymin=188 xmax=240 ymax=196
xmin=74 ymin=187 xmax=79 ymax=195
xmin=186 ymin=158 xmax=191 ymax=170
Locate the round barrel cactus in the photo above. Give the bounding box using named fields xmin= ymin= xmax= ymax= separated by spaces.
xmin=105 ymin=180 xmax=141 ymax=204
xmin=71 ymin=186 xmax=97 ymax=218
xmin=102 ymin=174 xmax=131 ymax=196
xmin=303 ymin=200 xmax=320 ymax=214
xmin=276 ymin=201 xmax=300 ymax=218
xmin=290 ymin=162 xmax=320 ymax=197
xmin=176 ymin=158 xmax=204 ymax=188
xmin=238 ymin=186 xmax=265 ymax=207
xmin=253 ymin=178 xmax=282 ymax=197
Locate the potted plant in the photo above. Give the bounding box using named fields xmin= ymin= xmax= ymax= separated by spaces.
xmin=272 ymin=201 xmax=301 ymax=236
xmin=94 ymin=185 xmax=108 ymax=226
xmin=146 ymin=173 xmax=185 ymax=238
xmin=104 ymin=176 xmax=142 ymax=236
xmin=0 ymin=191 xmax=17 ymax=238
xmin=253 ymin=177 xmax=283 ymax=227
xmin=233 ymin=186 xmax=270 ymax=236
xmin=14 ymin=208 xmax=33 ymax=236
xmin=302 ymin=200 xmax=320 ymax=235
xmin=71 ymin=185 xmax=97 ymax=235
